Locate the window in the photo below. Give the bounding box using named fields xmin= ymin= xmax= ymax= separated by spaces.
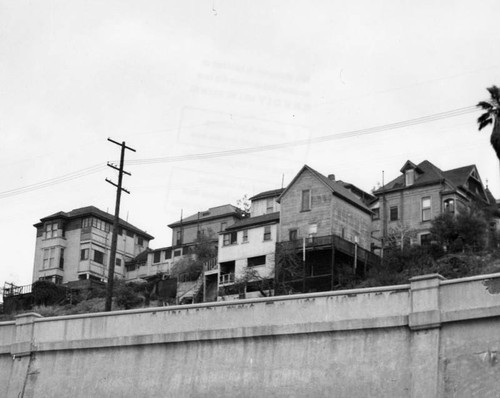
xmin=220 ymin=222 xmax=227 ymax=232
xmin=82 ymin=218 xmax=92 ymax=228
xmin=153 ymin=251 xmax=161 ymax=263
xmin=115 ymin=258 xmax=122 ymax=267
xmin=165 ymin=248 xmax=172 ymax=260
xmin=173 ymin=249 xmax=182 ymax=257
xmin=137 ymin=236 xmax=144 ymax=246
xmin=289 ymin=229 xmax=298 ymax=241
xmin=301 ymin=190 xmax=311 ymax=211
xmin=182 ymin=246 xmax=190 ymax=255
xmin=372 ymin=208 xmax=380 ymax=220
xmin=422 ymin=197 xmax=431 ymax=221
xmin=59 ymin=248 xmax=64 ymax=269
xmin=43 ymin=248 xmax=55 ymax=269
xmin=248 ymin=255 xmax=266 ymax=267
xmin=44 ymin=222 xmax=58 ymax=239
xmin=405 ymin=169 xmax=415 ymax=186
xmin=390 ymin=206 xmax=398 ymax=221
xmin=80 ymin=248 xmax=89 ymax=261
xmin=93 ymin=249 xmax=104 ymax=265
xmin=420 ymin=233 xmax=432 ymax=246
xmin=126 ymin=230 xmax=134 ymax=238
xmin=176 ymin=230 xmax=182 ymax=246
xmin=223 ymin=232 xmax=237 ymax=246
xmin=444 ymin=199 xmax=455 ymax=214
xmin=266 ymin=198 xmax=274 ymax=213
xmin=242 ymin=230 xmax=248 ymax=242
xmin=263 ymin=226 xmax=272 ymax=241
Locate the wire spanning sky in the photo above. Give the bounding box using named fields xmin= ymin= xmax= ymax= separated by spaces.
xmin=1 ymin=0 xmax=499 ymax=287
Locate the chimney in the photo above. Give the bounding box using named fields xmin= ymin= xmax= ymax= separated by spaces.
xmin=328 ymin=174 xmax=335 ymax=181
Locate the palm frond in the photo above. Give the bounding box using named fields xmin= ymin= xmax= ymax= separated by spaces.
xmin=487 ymin=85 xmax=500 ymax=102
xmin=478 ymin=118 xmax=493 ymax=131
xmin=477 ymin=112 xmax=493 ymax=125
xmin=476 ymin=101 xmax=493 ymax=110
xmin=491 ymin=120 xmax=500 ymax=160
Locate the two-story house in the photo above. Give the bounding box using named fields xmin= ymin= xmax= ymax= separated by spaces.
xmin=276 ymin=165 xmax=379 ymax=294
xmin=167 ymin=204 xmax=244 ymax=248
xmin=371 ymin=160 xmax=492 ymax=249
xmin=32 ymin=206 xmax=153 ymax=284
xmin=209 ymin=189 xmax=284 ymax=301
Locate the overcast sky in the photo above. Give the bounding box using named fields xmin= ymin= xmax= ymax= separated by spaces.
xmin=1 ymin=0 xmax=499 ymax=288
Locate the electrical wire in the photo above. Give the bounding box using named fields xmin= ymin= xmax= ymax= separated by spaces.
xmin=127 ymin=106 xmax=478 ymax=165
xmin=0 ymin=105 xmax=481 ymax=199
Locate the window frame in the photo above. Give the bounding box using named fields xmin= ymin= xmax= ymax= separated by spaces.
xmin=242 ymin=229 xmax=249 ymax=243
xmin=422 ymin=197 xmax=431 ymax=222
xmin=223 ymin=232 xmax=238 ymax=246
xmin=263 ymin=226 xmax=272 ymax=241
xmin=390 ymin=206 xmax=398 ymax=221
xmin=93 ymin=249 xmax=105 ymax=265
xmin=301 ymin=189 xmax=311 ymax=211
xmin=248 ymin=255 xmax=266 ymax=267
xmin=266 ymin=198 xmax=274 ymax=213
xmin=153 ymin=251 xmax=161 ymax=263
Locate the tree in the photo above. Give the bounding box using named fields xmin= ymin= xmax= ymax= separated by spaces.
xmin=477 ymin=85 xmax=500 ymax=160
xmin=430 ymin=213 xmax=458 ymax=248
xmin=236 ymin=194 xmax=251 ymax=218
xmin=386 ymin=222 xmax=417 ymax=252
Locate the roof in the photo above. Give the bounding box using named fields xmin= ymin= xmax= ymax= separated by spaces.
xmin=336 ymin=181 xmax=376 ymax=204
xmin=443 ymin=165 xmax=477 ymax=188
xmin=249 ymin=188 xmax=285 ymax=201
xmin=168 ymin=204 xmax=243 ymax=228
xmin=373 ymin=160 xmax=484 ymax=198
xmin=224 ymin=212 xmax=280 ymax=231
xmin=35 ymin=205 xmax=154 ymax=240
xmin=278 ymin=165 xmax=372 ymax=214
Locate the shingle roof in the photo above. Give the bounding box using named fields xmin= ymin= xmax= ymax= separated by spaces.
xmin=278 ymin=165 xmax=372 ymax=214
xmin=249 ymin=188 xmax=285 ymax=201
xmin=373 ymin=160 xmax=483 ymax=197
xmin=224 ymin=212 xmax=280 ymax=231
xmin=168 ymin=204 xmax=243 ymax=228
xmin=36 ymin=205 xmax=154 ymax=240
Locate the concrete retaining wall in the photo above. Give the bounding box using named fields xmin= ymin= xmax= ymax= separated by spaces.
xmin=1 ymin=273 xmax=500 ymax=397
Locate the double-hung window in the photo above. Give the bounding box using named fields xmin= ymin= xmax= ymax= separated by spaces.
xmin=223 ymin=232 xmax=237 ymax=246
xmin=44 ymin=222 xmax=58 ymax=239
xmin=42 ymin=248 xmax=55 ymax=269
xmin=263 ymin=226 xmax=272 ymax=241
xmin=422 ymin=197 xmax=431 ymax=221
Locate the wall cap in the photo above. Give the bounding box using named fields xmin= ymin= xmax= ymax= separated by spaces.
xmin=409 ymin=274 xmax=445 ymax=282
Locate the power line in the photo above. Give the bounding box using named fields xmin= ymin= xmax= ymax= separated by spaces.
xmin=127 ymin=106 xmax=478 ymax=165
xmin=0 ymin=105 xmax=480 ymax=199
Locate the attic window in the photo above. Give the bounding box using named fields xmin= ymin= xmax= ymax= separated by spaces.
xmin=202 ymin=211 xmax=210 ymax=217
xmin=405 ymin=169 xmax=415 ymax=186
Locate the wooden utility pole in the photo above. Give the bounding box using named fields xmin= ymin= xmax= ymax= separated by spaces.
xmin=105 ymin=138 xmax=136 ymax=312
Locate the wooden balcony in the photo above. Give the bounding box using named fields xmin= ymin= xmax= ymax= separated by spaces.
xmin=277 ymin=234 xmax=380 ymax=267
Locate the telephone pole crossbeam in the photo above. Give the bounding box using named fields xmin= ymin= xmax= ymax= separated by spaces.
xmin=105 ymin=139 xmax=136 ymax=312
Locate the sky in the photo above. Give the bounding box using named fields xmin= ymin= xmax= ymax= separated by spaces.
xmin=1 ymin=0 xmax=500 ymax=290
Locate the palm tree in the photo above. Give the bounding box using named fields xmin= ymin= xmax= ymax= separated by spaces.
xmin=477 ymin=85 xmax=500 ymax=160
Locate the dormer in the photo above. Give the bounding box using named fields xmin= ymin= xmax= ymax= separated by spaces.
xmin=400 ymin=160 xmax=423 ymax=187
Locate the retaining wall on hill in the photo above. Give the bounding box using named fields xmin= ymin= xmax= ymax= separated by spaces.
xmin=1 ymin=273 xmax=500 ymax=397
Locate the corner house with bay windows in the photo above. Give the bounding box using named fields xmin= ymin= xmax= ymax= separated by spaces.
xmin=371 ymin=160 xmax=491 ymax=250
xmin=32 ymin=206 xmax=153 ymax=284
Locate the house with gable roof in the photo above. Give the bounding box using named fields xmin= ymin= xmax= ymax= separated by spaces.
xmin=371 ymin=160 xmax=494 ymax=249
xmin=276 ymin=165 xmax=379 ymax=294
